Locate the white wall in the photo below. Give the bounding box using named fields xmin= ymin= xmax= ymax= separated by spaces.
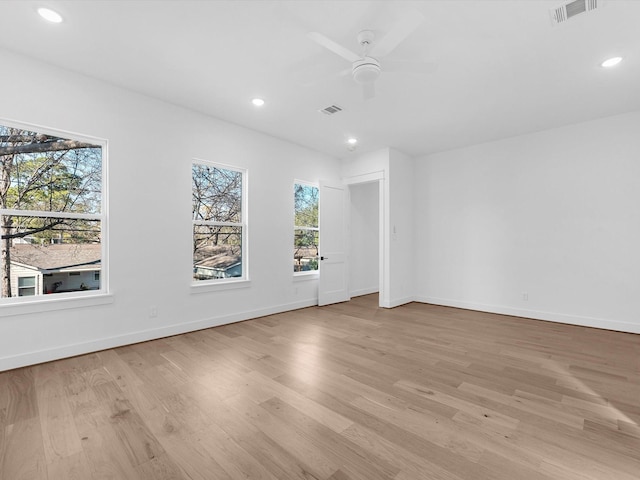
xmin=387 ymin=149 xmax=415 ymax=306
xmin=349 ymin=182 xmax=379 ymax=297
xmin=0 ymin=49 xmax=341 ymax=370
xmin=414 ymin=111 xmax=640 ymax=333
xmin=342 ymin=149 xmax=388 ymax=181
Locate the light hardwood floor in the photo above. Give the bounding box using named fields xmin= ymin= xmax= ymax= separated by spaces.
xmin=1 ymin=294 xmax=639 ymax=479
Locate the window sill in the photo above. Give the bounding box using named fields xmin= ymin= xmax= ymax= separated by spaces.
xmin=0 ymin=292 xmax=115 ymax=317
xmin=190 ymin=279 xmax=252 ymax=294
xmin=293 ymin=272 xmax=319 ymax=281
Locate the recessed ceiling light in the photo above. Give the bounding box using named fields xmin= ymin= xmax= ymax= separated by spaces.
xmin=37 ymin=7 xmax=63 ymax=23
xmin=347 ymin=138 xmax=358 ymax=145
xmin=601 ymin=56 xmax=623 ymax=68
xmin=251 ymin=98 xmax=265 ymax=107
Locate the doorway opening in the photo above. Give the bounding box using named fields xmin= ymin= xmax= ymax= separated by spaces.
xmin=349 ymin=180 xmax=382 ymax=306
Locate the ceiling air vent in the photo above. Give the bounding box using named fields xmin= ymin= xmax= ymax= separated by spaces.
xmin=550 ymin=0 xmax=600 ymax=25
xmin=320 ymin=105 xmax=343 ymax=115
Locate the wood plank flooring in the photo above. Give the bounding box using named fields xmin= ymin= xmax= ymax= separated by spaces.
xmin=1 ymin=294 xmax=639 ymax=479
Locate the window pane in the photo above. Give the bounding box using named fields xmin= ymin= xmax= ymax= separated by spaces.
xmin=0 ymin=125 xmax=102 ymax=214
xmin=18 ymin=276 xmax=35 ymax=287
xmin=294 ymin=229 xmax=319 ymax=272
xmin=294 ymin=184 xmax=318 ymax=228
xmin=192 ymin=164 xmax=242 ymax=223
xmin=2 ymin=216 xmax=101 ymax=298
xmin=3 ymin=216 xmax=101 ymax=245
xmin=193 ymin=225 xmax=242 ymax=280
xmin=1 ymin=123 xmax=105 ymax=302
xmin=294 ymin=183 xmax=319 ymax=273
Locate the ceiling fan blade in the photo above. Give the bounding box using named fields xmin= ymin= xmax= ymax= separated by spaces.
xmin=383 ymin=60 xmax=437 ymax=74
xmin=370 ymin=9 xmax=425 ymax=58
xmin=362 ymin=81 xmax=375 ymax=100
xmin=307 ymin=32 xmax=360 ymax=63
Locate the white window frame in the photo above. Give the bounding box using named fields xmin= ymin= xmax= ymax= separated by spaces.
xmin=17 ymin=275 xmax=37 ymax=297
xmin=0 ymin=118 xmax=110 ymax=311
xmin=293 ymin=180 xmax=319 ymax=277
xmin=191 ymin=159 xmax=248 ymax=287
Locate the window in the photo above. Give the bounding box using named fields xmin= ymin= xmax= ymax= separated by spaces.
xmin=17 ymin=276 xmax=36 ymax=296
xmin=294 ymin=182 xmax=319 ymax=273
xmin=0 ymin=121 xmax=105 ymax=301
xmin=192 ymin=161 xmax=246 ymax=282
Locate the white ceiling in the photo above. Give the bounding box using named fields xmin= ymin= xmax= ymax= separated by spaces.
xmin=1 ymin=0 xmax=639 ymax=159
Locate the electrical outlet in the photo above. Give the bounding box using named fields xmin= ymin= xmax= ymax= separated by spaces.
xmin=522 ymin=292 xmax=528 ymax=301
xmin=150 ymin=306 xmax=158 ymax=318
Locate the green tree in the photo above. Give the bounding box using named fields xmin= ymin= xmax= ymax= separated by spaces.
xmin=294 ymin=183 xmax=318 ymax=228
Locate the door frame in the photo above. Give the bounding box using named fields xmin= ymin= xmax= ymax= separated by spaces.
xmin=344 ymin=171 xmax=386 ymax=308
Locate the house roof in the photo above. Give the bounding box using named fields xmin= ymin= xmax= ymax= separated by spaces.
xmin=10 ymin=243 xmax=101 ymax=272
xmin=194 ymin=245 xmax=241 ymax=271
xmin=294 ymin=246 xmax=318 ymax=259
xmin=196 ymin=254 xmax=241 ymax=271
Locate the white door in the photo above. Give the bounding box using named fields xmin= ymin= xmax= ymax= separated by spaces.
xmin=318 ymin=181 xmax=349 ymax=306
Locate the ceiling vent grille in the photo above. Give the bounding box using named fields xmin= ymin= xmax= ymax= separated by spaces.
xmin=320 ymin=105 xmax=343 ymax=115
xmin=550 ymin=0 xmax=600 ymax=25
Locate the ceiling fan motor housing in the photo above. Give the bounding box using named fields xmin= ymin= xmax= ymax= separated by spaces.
xmin=352 ymin=57 xmax=381 ymax=84
xmin=357 ymin=30 xmax=375 ymax=47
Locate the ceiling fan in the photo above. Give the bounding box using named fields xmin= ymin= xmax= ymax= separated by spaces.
xmin=307 ymin=9 xmax=434 ymax=100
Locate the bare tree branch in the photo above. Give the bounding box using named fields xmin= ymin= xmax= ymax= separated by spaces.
xmin=0 ymin=219 xmax=65 ymax=240
xmin=0 ymin=134 xmax=52 ymax=143
xmin=0 ymin=140 xmax=98 ymax=156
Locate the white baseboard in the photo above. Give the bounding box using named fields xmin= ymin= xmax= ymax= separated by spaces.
xmin=349 ymin=287 xmax=379 ymax=298
xmin=414 ymin=296 xmax=640 ymax=334
xmin=381 ymin=296 xmax=415 ymax=309
xmin=0 ymin=298 xmax=317 ymax=372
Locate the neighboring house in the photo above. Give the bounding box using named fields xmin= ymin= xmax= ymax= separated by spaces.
xmin=193 ymin=245 xmax=241 ymax=280
xmin=9 ymin=243 xmax=101 ymax=297
xmin=293 ymin=246 xmax=318 ymax=272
